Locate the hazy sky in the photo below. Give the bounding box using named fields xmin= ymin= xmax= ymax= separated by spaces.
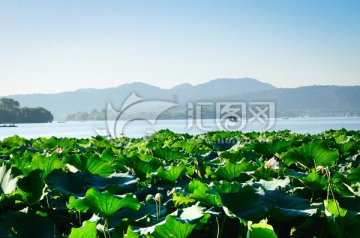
xmin=0 ymin=0 xmax=359 ymax=96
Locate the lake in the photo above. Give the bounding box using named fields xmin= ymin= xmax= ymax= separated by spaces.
xmin=0 ymin=117 xmax=360 ymax=140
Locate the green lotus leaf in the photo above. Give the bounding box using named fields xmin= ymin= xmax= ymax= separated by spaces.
xmin=212 ymin=138 xmax=237 ymax=151
xmin=9 ymin=152 xmax=33 ymax=176
xmin=33 ymin=136 xmax=59 ymax=151
xmin=173 ymin=192 xmax=196 ymax=206
xmin=324 ymin=199 xmax=360 ymax=238
xmin=130 ymin=215 xmax=198 ymax=238
xmin=335 ymin=133 xmax=349 ymax=143
xmin=219 ymin=184 xmax=265 ymax=224
xmin=253 ymin=140 xmax=291 ymax=158
xmin=218 ymin=149 xmax=244 ymax=162
xmin=100 ymin=147 xmax=120 ymax=162
xmin=157 ymin=162 xmax=188 ymax=182
xmin=187 ymin=180 xmax=221 ymax=207
xmin=253 ymin=166 xmax=283 ymax=181
xmin=214 ymin=158 xmax=255 ymax=181
xmin=246 ymin=222 xmax=278 ymax=238
xmin=66 ymin=154 xmax=113 ymax=177
xmin=347 ymin=166 xmax=360 ymax=185
xmin=171 ymin=140 xmax=198 ymax=154
xmin=337 ymin=196 xmax=360 ymax=212
xmin=212 ymin=180 xmax=242 ymax=193
xmin=69 ymin=220 xmax=97 ymax=238
xmin=281 ymin=141 xmax=339 ymax=169
xmin=255 ymin=177 xmax=291 ymax=190
xmin=124 ymin=227 xmax=140 ymax=238
xmin=47 ymin=170 xmax=88 ymax=196
xmin=67 ymin=188 xmax=140 ymax=217
xmin=337 ymin=140 xmax=358 ymax=158
xmin=335 ymin=134 xmax=359 ymax=158
xmin=290 ymin=217 xmax=330 ymax=238
xmin=153 ymin=215 xmax=208 ymax=238
xmin=67 ymin=195 xmax=90 ymax=213
xmin=301 ymin=170 xmax=328 ymax=191
xmin=15 ymin=170 xmax=46 ymax=204
xmin=0 ymin=212 xmax=58 ymax=238
xmin=152 ymin=147 xmax=188 ymax=161
xmin=87 ymin=172 xmax=139 ymax=192
xmin=30 ymin=153 xmax=65 ymax=179
xmin=58 ymin=138 xmax=78 ymax=150
xmin=111 ymin=203 xmax=168 ymax=228
xmin=258 ymin=188 xmax=319 ymax=222
xmin=1 ymin=135 xmax=27 ymax=149
xmin=117 ymin=154 xmax=162 ymax=179
xmin=48 ymin=169 xmax=139 ymax=197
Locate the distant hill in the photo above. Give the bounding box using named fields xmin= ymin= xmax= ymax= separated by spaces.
xmin=4 ymin=78 xmax=360 ymax=119
xmin=171 ymin=78 xmax=275 ymax=103
xmin=215 ymin=85 xmax=360 ymax=117
xmin=6 ymin=78 xmax=275 ymax=119
xmin=8 ymin=82 xmax=169 ymax=120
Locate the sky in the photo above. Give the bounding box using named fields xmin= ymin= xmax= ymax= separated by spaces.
xmin=0 ymin=0 xmax=359 ymax=96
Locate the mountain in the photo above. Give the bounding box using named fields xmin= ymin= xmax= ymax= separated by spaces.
xmin=171 ymin=78 xmax=275 ymax=103
xmin=215 ymin=85 xmax=360 ymax=117
xmin=6 ymin=78 xmax=275 ymax=119
xmin=4 ymin=78 xmax=359 ymax=120
xmin=8 ymin=82 xmax=169 ymax=120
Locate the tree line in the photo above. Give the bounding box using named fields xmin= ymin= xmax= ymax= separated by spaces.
xmin=0 ymin=98 xmax=53 ymax=123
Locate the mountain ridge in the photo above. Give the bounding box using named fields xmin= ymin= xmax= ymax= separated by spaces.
xmin=3 ymin=78 xmax=359 ymax=119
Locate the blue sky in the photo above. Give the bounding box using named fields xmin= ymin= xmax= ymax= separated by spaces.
xmin=0 ymin=0 xmax=359 ymax=96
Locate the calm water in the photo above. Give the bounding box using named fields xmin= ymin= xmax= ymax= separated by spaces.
xmin=0 ymin=117 xmax=360 ymax=140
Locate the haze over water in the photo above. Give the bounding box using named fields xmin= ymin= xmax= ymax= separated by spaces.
xmin=1 ymin=117 xmax=359 ymax=140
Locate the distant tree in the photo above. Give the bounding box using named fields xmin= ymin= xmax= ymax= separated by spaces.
xmin=0 ymin=109 xmax=17 ymax=123
xmin=0 ymin=98 xmax=53 ymax=123
xmin=18 ymin=107 xmax=53 ymax=123
xmin=66 ymin=109 xmax=107 ymax=121
xmin=0 ymin=98 xmax=20 ymax=110
xmin=34 ymin=107 xmax=54 ymax=123
xmin=88 ymin=109 xmax=105 ymax=120
xmin=66 ymin=112 xmax=89 ymax=121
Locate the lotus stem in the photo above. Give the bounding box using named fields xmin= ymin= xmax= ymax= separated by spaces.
xmin=46 ymin=194 xmax=50 ymax=208
xmin=155 ymin=201 xmax=159 ymax=219
xmin=220 ymin=216 xmax=226 ymax=238
xmin=158 ymin=200 xmax=161 ymax=218
xmin=78 ymin=212 xmax=82 ymax=226
xmin=325 ymin=168 xmax=345 ymax=238
xmin=102 ymin=220 xmax=108 ymax=238
xmin=216 ymin=217 xmax=220 ymax=238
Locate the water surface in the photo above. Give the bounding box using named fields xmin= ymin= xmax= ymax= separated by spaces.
xmin=0 ymin=117 xmax=359 ymax=140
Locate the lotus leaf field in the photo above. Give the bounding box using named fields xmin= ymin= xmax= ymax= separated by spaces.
xmin=1 ymin=129 xmax=360 ymax=238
